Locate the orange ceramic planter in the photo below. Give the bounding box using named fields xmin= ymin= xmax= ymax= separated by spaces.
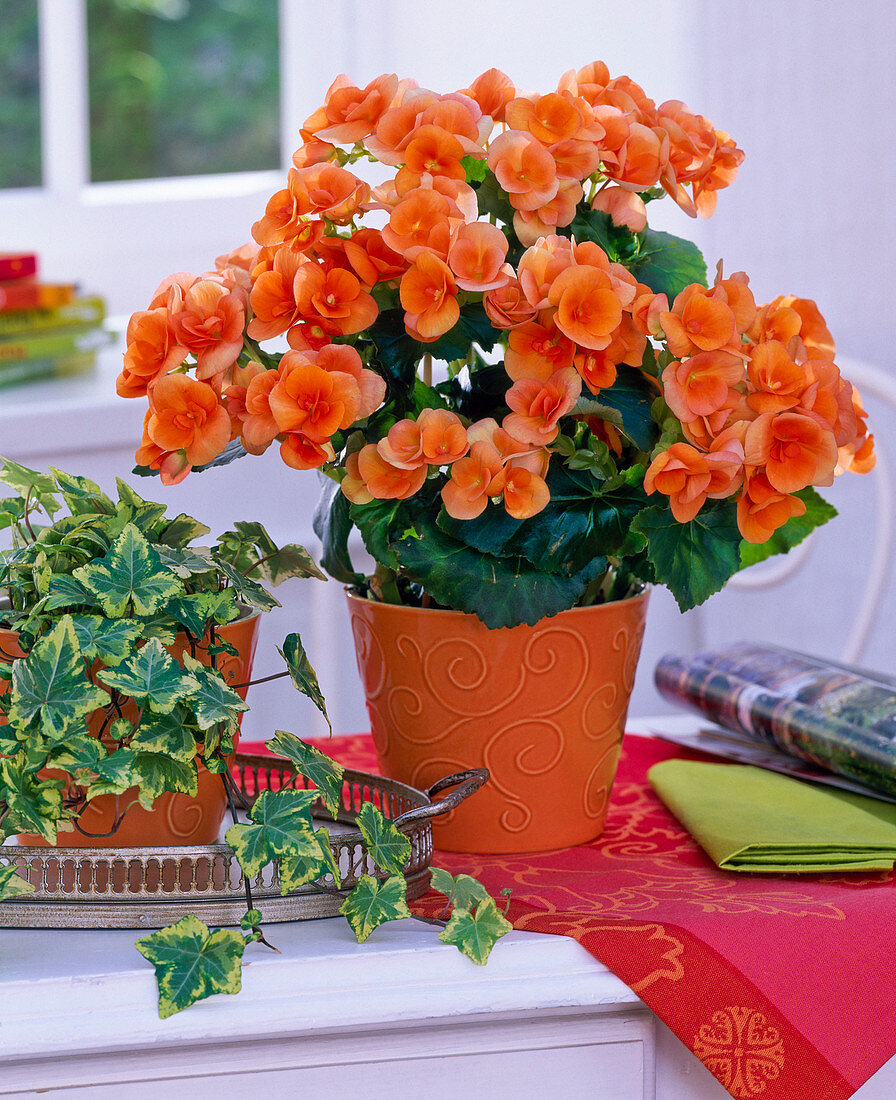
xmin=347 ymin=590 xmax=649 ymax=853
xmin=0 ymin=611 xmax=260 ymax=847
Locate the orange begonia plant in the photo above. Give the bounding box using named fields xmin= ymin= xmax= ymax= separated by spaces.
xmin=121 ymin=62 xmax=874 ymax=625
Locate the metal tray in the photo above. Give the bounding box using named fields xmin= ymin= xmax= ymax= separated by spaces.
xmin=0 ymin=751 xmax=487 ymax=929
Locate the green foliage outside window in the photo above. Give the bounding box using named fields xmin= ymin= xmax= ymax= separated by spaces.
xmin=87 ymin=0 xmax=280 ymax=182
xmin=0 ymin=0 xmax=41 ymax=190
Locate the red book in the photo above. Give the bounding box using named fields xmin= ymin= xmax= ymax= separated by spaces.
xmin=0 ymin=281 xmax=77 ymax=312
xmin=0 ymin=253 xmax=38 ymax=282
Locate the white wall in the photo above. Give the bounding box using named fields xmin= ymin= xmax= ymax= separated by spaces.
xmin=2 ymin=0 xmax=894 ymax=735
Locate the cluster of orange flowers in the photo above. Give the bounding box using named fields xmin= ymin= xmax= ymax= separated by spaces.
xmin=119 ymin=61 xmax=873 ymax=542
xmin=644 ymin=282 xmax=874 ymax=541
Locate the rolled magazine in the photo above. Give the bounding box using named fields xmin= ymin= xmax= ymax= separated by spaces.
xmin=654 ymin=644 xmax=896 ymax=801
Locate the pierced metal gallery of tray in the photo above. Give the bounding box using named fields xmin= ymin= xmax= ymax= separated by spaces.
xmin=0 ymin=752 xmax=487 ymax=930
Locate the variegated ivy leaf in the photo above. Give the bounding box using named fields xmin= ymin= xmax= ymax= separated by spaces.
xmin=429 ymin=867 xmax=491 ymax=912
xmin=8 ymin=617 xmax=108 ymax=742
xmin=97 ymin=638 xmax=199 ymax=715
xmin=211 ymin=556 xmax=280 ymax=612
xmin=154 ymin=544 xmax=216 ymax=579
xmin=130 ymin=752 xmax=198 ymax=810
xmin=48 ymin=468 xmax=116 ymax=516
xmin=355 ymin=802 xmax=411 ymax=876
xmin=74 ymin=523 xmax=183 ymax=618
xmin=339 ymin=874 xmax=411 ymax=943
xmin=83 ymin=748 xmax=140 ymax=798
xmin=278 ymin=633 xmax=331 ymax=734
xmin=266 ymin=730 xmax=344 ymax=819
xmin=128 ymin=712 xmax=197 ymax=762
xmin=113 ymin=480 xmax=168 ymax=536
xmin=0 ymin=861 xmax=35 ymax=900
xmin=437 ymin=896 xmax=512 ymax=965
xmin=69 ymin=615 xmax=143 ymax=666
xmin=43 ymin=572 xmax=99 ymax=613
xmin=156 ymin=512 xmax=211 ymax=548
xmin=215 ymin=521 xmax=326 ymax=585
xmin=180 ymin=652 xmax=248 ymax=730
xmin=0 ymin=458 xmax=60 ymax=514
xmin=166 ymin=590 xmax=240 ymax=639
xmin=279 ymin=828 xmax=342 ymax=893
xmin=0 ymin=756 xmax=65 ymax=842
xmin=46 ymin=733 xmax=107 ymax=772
xmin=225 ymin=788 xmax=320 ymax=879
xmin=135 ymin=915 xmax=247 ymax=1019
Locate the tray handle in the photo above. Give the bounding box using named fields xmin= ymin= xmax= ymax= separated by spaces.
xmin=392 ymin=768 xmax=489 ymax=828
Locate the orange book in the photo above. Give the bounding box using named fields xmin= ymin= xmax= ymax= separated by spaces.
xmin=0 ymin=281 xmax=77 ymax=312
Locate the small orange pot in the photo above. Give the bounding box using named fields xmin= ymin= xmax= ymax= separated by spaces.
xmin=1 ymin=611 xmax=261 ymax=847
xmin=347 ymin=590 xmax=649 ymax=854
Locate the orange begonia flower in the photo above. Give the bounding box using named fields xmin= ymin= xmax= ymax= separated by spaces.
xmin=836 ymin=386 xmax=876 ymax=475
xmin=502 ymin=465 xmax=550 ymax=520
xmin=355 ymin=443 xmax=428 ymax=500
xmin=118 ymin=308 xmax=187 ymax=398
xmin=662 ymin=350 xmax=746 ymax=422
xmin=399 ymin=252 xmax=459 ymax=340
xmin=251 ymin=188 xmax=305 ymax=248
xmin=169 ymin=279 xmax=245 ymax=381
xmin=146 ymin=374 xmax=231 ymax=467
xmin=248 ymin=246 xmax=306 ymax=342
xmin=240 ymin=368 xmax=281 ymax=455
xmin=292 ymin=262 xmax=379 ymax=337
xmin=505 ymin=314 xmax=576 ymax=382
xmin=290 ymin=163 xmax=370 ymax=225
xmin=487 ymin=130 xmax=559 ymax=212
xmin=737 ymin=468 xmax=807 ymax=543
xmin=364 ymin=92 xmax=440 ymax=165
xmin=447 ymin=221 xmax=509 ymax=292
xmin=269 ymin=363 xmax=362 ymax=442
xmin=483 ymin=275 xmax=538 ymax=330
xmin=504 ymin=367 xmax=582 ymax=445
xmin=772 ymin=295 xmax=836 ymax=360
xmin=548 ymin=264 xmax=624 ymax=350
xmin=549 ymin=138 xmax=602 ymax=182
xmin=797 ymin=359 xmax=858 ymax=447
xmin=644 ymin=439 xmax=743 ymax=523
xmin=660 ymin=284 xmax=739 ymax=359
xmin=744 ymin=411 xmax=838 ymax=493
xmin=459 ymin=68 xmax=515 ymax=123
xmin=280 ymin=433 xmax=335 ymax=471
xmin=378 ymin=418 xmax=424 ymax=470
xmin=517 ymin=234 xmax=574 ymax=309
xmin=574 ymin=348 xmax=618 ymax=394
xmin=418 ymin=407 xmax=469 ymax=464
xmin=404 ymin=124 xmax=468 ymax=180
xmin=441 ymin=440 xmax=506 ymax=520
xmin=382 ymin=188 xmax=460 ymax=261
xmin=505 ymin=91 xmax=601 ymax=146
xmin=746 ymin=340 xmax=808 ymax=414
xmin=343 ymin=228 xmax=408 ymax=286
xmin=591 ymin=186 xmax=647 ymax=232
xmin=305 ymin=343 xmax=386 ymax=420
xmin=315 ymin=73 xmax=400 ymax=144
xmin=512 ymin=180 xmax=582 ymax=244
xmin=340 ymin=449 xmax=374 ymax=506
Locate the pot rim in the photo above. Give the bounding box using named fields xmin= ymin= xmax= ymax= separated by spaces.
xmin=345 ymin=585 xmax=649 ymax=624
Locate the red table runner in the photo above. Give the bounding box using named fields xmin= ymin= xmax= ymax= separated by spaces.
xmin=242 ymin=732 xmax=896 ymax=1100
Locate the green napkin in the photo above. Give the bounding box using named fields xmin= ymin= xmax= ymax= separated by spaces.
xmin=648 ymin=760 xmax=896 ymax=873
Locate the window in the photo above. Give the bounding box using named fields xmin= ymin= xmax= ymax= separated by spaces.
xmin=0 ymin=0 xmax=41 ymax=189
xmin=86 ymin=0 xmax=280 ymax=183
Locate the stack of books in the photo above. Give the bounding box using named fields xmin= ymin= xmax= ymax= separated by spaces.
xmin=0 ymin=251 xmax=111 ymax=388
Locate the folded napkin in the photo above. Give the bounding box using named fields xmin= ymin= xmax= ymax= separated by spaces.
xmin=648 ymin=759 xmax=896 ymax=873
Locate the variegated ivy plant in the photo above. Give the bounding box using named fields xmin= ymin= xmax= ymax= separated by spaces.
xmin=0 ymin=458 xmax=509 ymax=1017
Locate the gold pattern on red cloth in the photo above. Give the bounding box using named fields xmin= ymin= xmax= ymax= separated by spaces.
xmin=694 ymin=1006 xmax=786 ymax=1097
